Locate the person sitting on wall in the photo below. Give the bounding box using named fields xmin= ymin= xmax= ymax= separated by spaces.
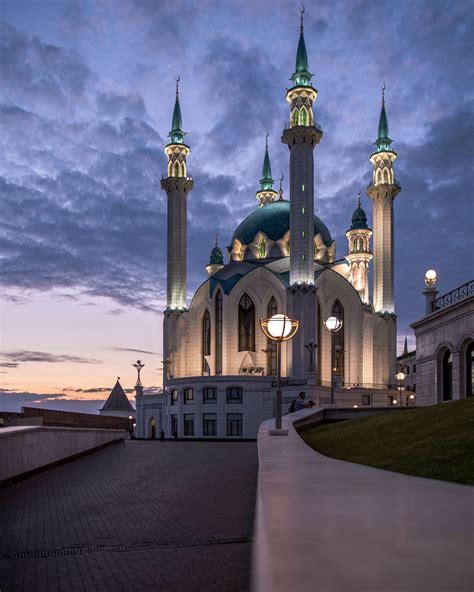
xmin=295 ymin=392 xmax=306 ymax=411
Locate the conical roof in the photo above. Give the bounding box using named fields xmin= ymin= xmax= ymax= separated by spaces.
xmin=349 ymin=193 xmax=369 ymax=230
xmin=290 ymin=9 xmax=312 ymax=86
xmin=260 ymin=135 xmax=274 ymax=190
xmin=100 ymin=379 xmax=134 ymax=412
xmin=168 ymin=77 xmax=185 ymax=144
xmin=375 ymin=86 xmax=393 ymax=152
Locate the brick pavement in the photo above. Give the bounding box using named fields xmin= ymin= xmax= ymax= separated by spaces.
xmin=0 ymin=440 xmax=257 ymax=592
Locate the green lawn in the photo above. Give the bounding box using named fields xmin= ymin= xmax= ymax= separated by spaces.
xmin=300 ymin=398 xmax=474 ymax=485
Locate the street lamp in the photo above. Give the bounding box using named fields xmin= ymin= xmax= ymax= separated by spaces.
xmin=260 ymin=314 xmax=299 ymax=432
xmin=395 ymin=370 xmax=405 ymax=407
xmin=323 ymin=316 xmax=343 ymax=405
xmin=128 ymin=415 xmax=133 ymax=433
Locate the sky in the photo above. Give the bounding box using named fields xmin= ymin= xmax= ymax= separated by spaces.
xmin=0 ymin=0 xmax=473 ymax=413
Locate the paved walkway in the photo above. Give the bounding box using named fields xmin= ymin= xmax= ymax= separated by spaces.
xmin=0 ymin=440 xmax=257 ymax=592
xmin=254 ymin=409 xmax=474 ymax=592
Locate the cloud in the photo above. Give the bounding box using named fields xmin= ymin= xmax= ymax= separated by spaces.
xmin=110 ymin=347 xmax=159 ymax=355
xmin=0 ymin=350 xmax=101 ymax=365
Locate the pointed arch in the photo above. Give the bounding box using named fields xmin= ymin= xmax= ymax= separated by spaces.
xmin=331 ymin=299 xmax=345 ymax=379
xmin=382 ymin=167 xmax=390 ymax=183
xmin=257 ymin=237 xmax=266 ymax=259
xmin=299 ymin=107 xmax=307 ymax=126
xmin=375 ymin=169 xmax=383 ymax=184
xmin=174 ymin=161 xmax=180 ymax=177
xmin=202 ymin=309 xmax=211 ymax=375
xmin=266 ymin=297 xmax=278 ymax=375
xmin=238 ymin=293 xmax=255 ymax=351
xmin=215 ymin=291 xmax=223 ymax=375
xmin=292 ymin=109 xmax=299 ymax=127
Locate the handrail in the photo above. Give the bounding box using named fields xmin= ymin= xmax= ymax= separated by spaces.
xmin=431 ymin=280 xmax=474 ymax=312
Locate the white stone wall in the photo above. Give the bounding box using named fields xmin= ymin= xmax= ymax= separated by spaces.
xmin=411 ymin=296 xmax=473 ymax=405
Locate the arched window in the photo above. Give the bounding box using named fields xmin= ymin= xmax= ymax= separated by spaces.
xmin=466 ymin=342 xmax=473 ymax=397
xmin=300 ymin=107 xmax=307 ymax=126
xmin=257 ymin=237 xmax=266 ymax=259
xmin=267 ymin=297 xmax=278 ymax=375
xmin=331 ymin=300 xmax=345 ymax=379
xmin=215 ymin=291 xmax=222 ymax=375
xmin=202 ymin=309 xmax=211 ymax=375
xmin=238 ymin=294 xmax=255 ymax=351
xmin=292 ymin=109 xmax=299 ymax=127
xmin=173 ymin=161 xmax=180 ymax=177
xmin=442 ymin=349 xmax=453 ymax=401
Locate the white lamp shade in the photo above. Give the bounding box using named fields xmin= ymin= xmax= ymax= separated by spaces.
xmin=425 ymin=269 xmax=437 ymax=281
xmin=395 ymin=372 xmax=405 ymax=381
xmin=266 ymin=314 xmax=292 ymax=339
xmin=324 ymin=316 xmax=342 ymax=332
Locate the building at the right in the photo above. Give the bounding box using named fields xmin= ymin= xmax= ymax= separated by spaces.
xmin=410 ymin=273 xmax=473 ymax=405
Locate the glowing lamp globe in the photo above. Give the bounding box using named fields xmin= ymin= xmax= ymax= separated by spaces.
xmin=409 ymin=393 xmax=415 ymax=400
xmin=393 ymin=399 xmax=398 ymax=405
xmin=425 ymin=269 xmax=437 ymax=287
xmin=324 ymin=316 xmax=342 ymax=332
xmin=267 ymin=314 xmax=292 ymax=339
xmin=395 ymin=371 xmax=405 ymax=381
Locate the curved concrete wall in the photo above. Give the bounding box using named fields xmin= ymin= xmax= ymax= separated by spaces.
xmin=0 ymin=426 xmax=126 ymax=485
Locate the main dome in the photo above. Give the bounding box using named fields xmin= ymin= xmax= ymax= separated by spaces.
xmin=231 ymin=199 xmax=332 ymax=247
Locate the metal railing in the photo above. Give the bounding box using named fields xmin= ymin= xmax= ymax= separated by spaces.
xmin=432 ymin=280 xmax=474 ymax=312
xmin=284 ymin=121 xmax=322 ymax=132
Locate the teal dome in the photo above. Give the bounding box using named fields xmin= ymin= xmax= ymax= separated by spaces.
xmin=231 ymin=200 xmax=332 ymax=248
xmin=209 ymin=244 xmax=224 ymax=265
xmin=350 ymin=206 xmax=369 ymax=230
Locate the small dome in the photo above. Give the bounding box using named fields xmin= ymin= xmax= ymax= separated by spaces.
xmin=350 ymin=205 xmax=369 ymax=230
xmin=231 ymin=200 xmax=332 ymax=247
xmin=209 ymin=244 xmax=224 ymax=265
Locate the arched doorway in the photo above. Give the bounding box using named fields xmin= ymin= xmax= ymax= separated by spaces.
xmin=466 ymin=342 xmax=473 ymax=397
xmin=442 ymin=350 xmax=452 ymax=401
xmin=148 ymin=417 xmax=157 ymax=439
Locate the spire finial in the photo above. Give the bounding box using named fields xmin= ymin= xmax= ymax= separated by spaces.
xmin=265 ymin=131 xmax=269 ymax=150
xmin=215 ymin=232 xmax=218 ymax=246
xmin=300 ymin=5 xmax=305 ymax=35
xmin=403 ymin=332 xmax=408 ymax=355
xmin=279 ymin=172 xmax=284 ymax=200
xmin=382 ymin=82 xmax=386 ymax=106
xmin=117 ymin=376 xmax=120 ymax=381
xmin=176 ymin=75 xmax=180 ymax=99
xmin=358 ymin=189 xmax=361 ymax=208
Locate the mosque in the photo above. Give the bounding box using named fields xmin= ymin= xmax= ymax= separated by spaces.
xmin=136 ymin=11 xmax=402 ymax=439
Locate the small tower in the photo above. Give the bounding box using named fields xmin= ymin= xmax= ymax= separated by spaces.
xmin=99 ymin=377 xmax=135 ymax=418
xmin=346 ymin=191 xmax=372 ymax=304
xmin=161 ymin=77 xmax=193 ymax=310
xmin=367 ymin=85 xmax=401 ymax=313
xmin=256 ymin=134 xmax=278 ymax=207
xmin=206 ymin=235 xmax=224 ymax=276
xmin=281 ymin=7 xmax=323 ymax=286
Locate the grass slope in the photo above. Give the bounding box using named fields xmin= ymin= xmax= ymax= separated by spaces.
xmin=300 ymin=398 xmax=474 ymax=485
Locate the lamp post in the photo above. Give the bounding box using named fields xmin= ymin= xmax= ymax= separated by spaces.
xmin=395 ymin=369 xmax=406 ymax=407
xmin=260 ymin=314 xmax=299 ymax=433
xmin=323 ymin=316 xmax=343 ymax=405
xmin=128 ymin=415 xmax=133 ymax=434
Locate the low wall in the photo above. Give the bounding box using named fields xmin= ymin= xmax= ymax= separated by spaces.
xmin=252 ymin=408 xmax=473 ymax=592
xmin=0 ymin=426 xmax=126 ymax=486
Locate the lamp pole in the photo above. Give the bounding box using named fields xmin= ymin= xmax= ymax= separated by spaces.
xmin=260 ymin=314 xmax=299 ymax=434
xmin=323 ymin=316 xmax=343 ymax=406
xmin=395 ymin=368 xmax=406 ymax=407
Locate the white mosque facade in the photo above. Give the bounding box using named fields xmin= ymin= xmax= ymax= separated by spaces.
xmin=136 ymin=14 xmax=402 ymax=439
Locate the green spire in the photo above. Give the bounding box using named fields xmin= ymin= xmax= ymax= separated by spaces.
xmin=351 ymin=190 xmax=369 ymax=230
xmin=375 ymin=84 xmax=393 ymax=152
xmin=209 ymin=234 xmax=224 ymax=265
xmin=259 ymin=133 xmax=274 ymax=190
xmin=290 ymin=7 xmax=312 ymax=87
xmin=169 ymin=76 xmax=185 ymax=144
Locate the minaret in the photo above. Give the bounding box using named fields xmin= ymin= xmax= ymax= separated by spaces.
xmin=281 ymin=7 xmax=323 ymax=286
xmin=206 ymin=235 xmax=224 ymax=276
xmin=256 ymin=134 xmax=278 ymax=207
xmin=161 ymin=77 xmax=193 ymax=310
xmin=282 ymin=8 xmax=320 ymax=379
xmin=367 ymin=85 xmax=400 ymax=313
xmin=346 ymin=191 xmax=372 ymax=304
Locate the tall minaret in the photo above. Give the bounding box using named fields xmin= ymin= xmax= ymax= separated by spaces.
xmin=281 ymin=7 xmax=323 ymax=286
xmin=367 ymin=85 xmax=400 ymax=313
xmin=282 ymin=8 xmax=320 ymax=379
xmin=256 ymin=134 xmax=278 ymax=207
xmin=161 ymin=77 xmax=193 ymax=310
xmin=346 ymin=191 xmax=372 ymax=304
